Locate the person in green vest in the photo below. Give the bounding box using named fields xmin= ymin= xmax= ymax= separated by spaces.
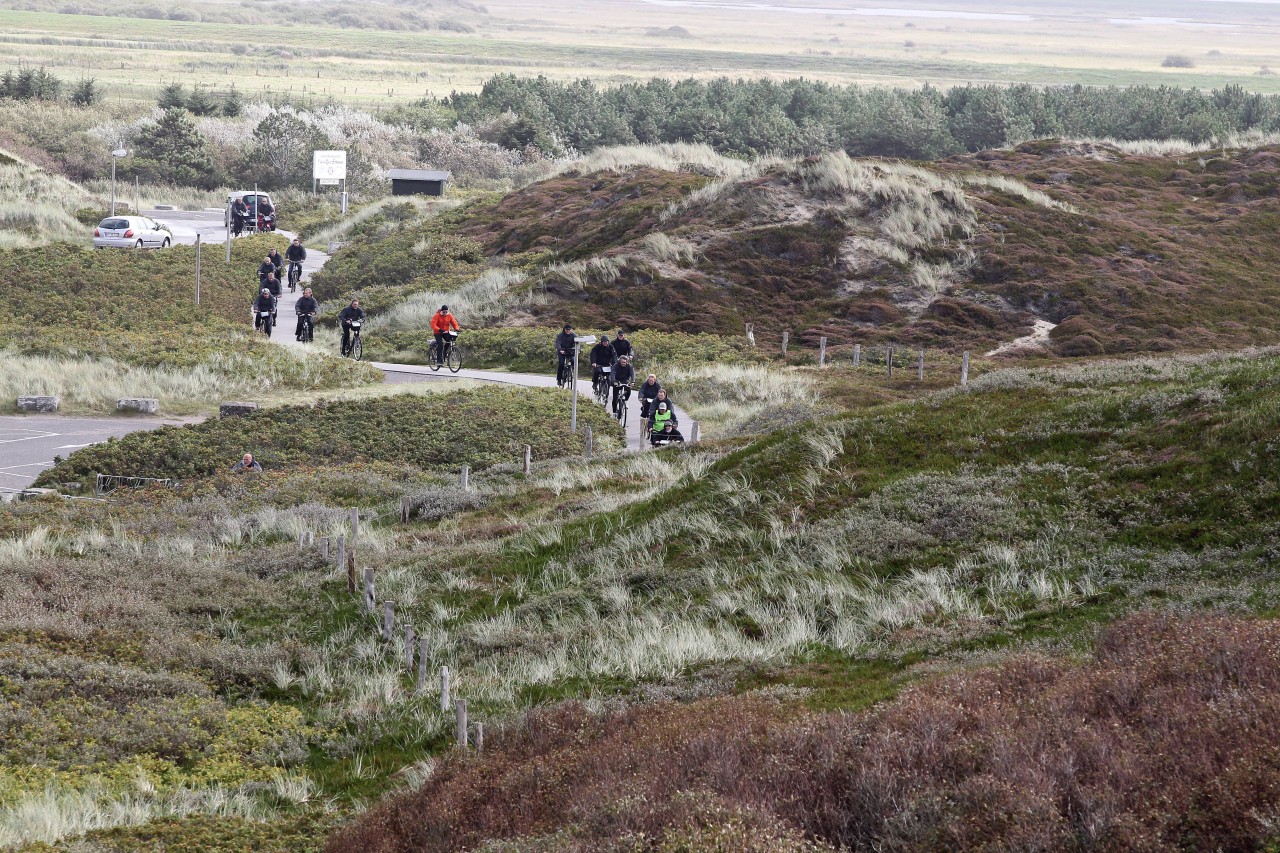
xmin=648 ymin=401 xmax=677 ymax=437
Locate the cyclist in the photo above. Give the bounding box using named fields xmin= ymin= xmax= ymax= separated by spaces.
xmin=230 ymin=196 xmax=249 ymax=236
xmin=339 ymin=299 xmax=365 ymax=356
xmin=555 ymin=324 xmax=576 ymax=384
xmin=611 ymin=329 xmax=633 ymax=363
xmin=257 ymin=255 xmax=276 ymax=286
xmin=648 ymin=400 xmax=677 ymax=436
xmin=266 ymin=247 xmax=284 ymax=280
xmin=430 ymin=304 xmax=461 ymax=367
xmin=253 ymin=287 xmax=275 ymax=332
xmin=294 ymin=286 xmax=318 ymax=341
xmin=231 ymin=452 xmax=262 ymax=472
xmin=611 ymin=354 xmax=635 ymax=413
xmin=650 ymin=421 xmax=685 ymax=446
xmin=589 ymin=335 xmax=613 ymax=394
xmin=638 ymin=373 xmax=662 ymax=419
xmin=258 ymin=196 xmax=275 ymax=223
xmin=285 ymin=238 xmax=307 ymax=286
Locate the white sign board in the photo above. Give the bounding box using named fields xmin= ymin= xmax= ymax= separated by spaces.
xmin=313 ymin=150 xmax=347 ymax=181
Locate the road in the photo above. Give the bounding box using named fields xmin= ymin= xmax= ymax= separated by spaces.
xmin=1 ymin=211 xmax=691 ymax=490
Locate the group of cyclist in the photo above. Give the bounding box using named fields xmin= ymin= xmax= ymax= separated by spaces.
xmin=253 ymin=239 xmax=312 ymax=338
xmin=230 ymin=195 xmax=276 ymax=238
xmin=564 ymin=324 xmax=683 ymax=446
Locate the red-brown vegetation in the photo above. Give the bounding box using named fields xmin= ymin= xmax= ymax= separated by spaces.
xmin=327 ymin=612 xmax=1280 ymax=852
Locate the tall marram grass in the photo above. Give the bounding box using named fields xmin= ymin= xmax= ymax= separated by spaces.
xmin=660 ymin=363 xmax=821 ymax=437
xmin=551 ymin=142 xmax=755 ymax=179
xmin=374 ymin=268 xmax=536 ymax=331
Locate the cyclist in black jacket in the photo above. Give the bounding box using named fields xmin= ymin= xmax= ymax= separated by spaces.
xmin=612 ymin=355 xmax=636 ymax=412
xmin=589 ymin=335 xmax=613 ymax=393
xmin=294 ymin=287 xmax=318 ymax=341
xmin=611 ymin=329 xmax=632 ymax=362
xmin=340 ymin=300 xmax=365 ymax=355
xmin=285 ymin=239 xmax=306 ymax=286
xmin=555 ymin=325 xmax=577 ymax=383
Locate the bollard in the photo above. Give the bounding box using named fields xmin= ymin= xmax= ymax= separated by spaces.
xmin=887 ymin=345 xmax=894 ymax=377
xmin=320 ymin=537 xmax=329 ymax=561
xmin=917 ymin=348 xmax=924 ymax=381
xmin=523 ymin=445 xmax=532 ymax=476
xmin=475 ymin=721 xmax=484 ymax=754
xmin=382 ymin=601 xmax=395 ymax=642
xmin=364 ymin=569 xmax=375 ymax=612
xmin=404 ymin=625 xmax=415 ymax=672
xmin=441 ymin=666 xmax=451 ymax=713
xmin=690 ymin=422 xmax=700 ymax=444
xmin=818 ymin=336 xmax=827 ymax=367
xmin=584 ymin=426 xmax=593 ymax=461
xmin=416 ymin=637 xmax=429 ymax=693
xmin=455 ymin=699 xmax=468 ymax=748
xmin=460 ymin=465 xmax=470 ymax=491
xmin=853 ymin=343 xmax=861 ymax=367
xmin=400 ymin=495 xmax=411 ymax=523
xmin=962 ymin=350 xmax=970 ymax=387
xmin=781 ymin=330 xmax=789 ymax=357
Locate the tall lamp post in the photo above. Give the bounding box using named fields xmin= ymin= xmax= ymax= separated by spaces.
xmin=109 ymin=145 xmax=128 ymax=215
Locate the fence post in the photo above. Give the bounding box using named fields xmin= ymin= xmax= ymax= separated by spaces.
xmin=440 ymin=666 xmax=451 ymax=713
xmin=455 ymin=699 xmax=468 ymax=748
xmin=194 ymin=233 xmax=202 ymax=306
xmin=818 ymin=336 xmax=827 ymax=367
xmin=382 ymin=601 xmax=395 ymax=642
xmin=917 ymin=348 xmax=925 ymax=381
xmin=297 ymin=531 xmax=306 ymax=550
xmin=745 ymin=323 xmax=755 ymax=347
xmin=781 ymin=330 xmax=789 ymax=357
xmin=460 ymin=465 xmax=470 ymax=492
xmin=887 ymin=346 xmax=894 ymax=377
xmin=364 ymin=568 xmax=375 ymax=612
xmin=523 ymin=445 xmax=532 ymax=476
xmin=584 ymin=426 xmax=593 ymax=461
xmin=350 ymin=507 xmax=359 ymax=542
xmin=475 ymin=721 xmax=484 ymax=755
xmin=320 ymin=537 xmax=329 ymax=561
xmin=400 ymin=495 xmax=411 ymax=523
xmin=347 ymin=550 xmax=356 ymax=595
xmin=853 ymin=343 xmax=861 ymax=367
xmin=404 ymin=625 xmax=415 ymax=672
xmin=336 ymin=534 xmax=346 ymax=573
xmin=961 ymin=351 xmax=970 ymax=386
xmin=416 ymin=638 xmax=429 ymax=693
xmin=690 ymin=422 xmax=700 ymax=444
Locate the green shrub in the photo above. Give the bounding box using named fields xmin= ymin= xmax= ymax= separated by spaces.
xmin=35 ymin=385 xmax=622 ymax=485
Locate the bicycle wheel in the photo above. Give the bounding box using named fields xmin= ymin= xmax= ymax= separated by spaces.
xmin=446 ymin=345 xmax=462 ymax=373
xmin=352 ymin=336 xmax=363 ymax=361
xmin=428 ymin=344 xmax=440 ymax=371
xmin=619 ymin=398 xmax=628 ymax=427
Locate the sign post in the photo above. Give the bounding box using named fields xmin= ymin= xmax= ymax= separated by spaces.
xmin=313 ymin=150 xmax=348 ymax=213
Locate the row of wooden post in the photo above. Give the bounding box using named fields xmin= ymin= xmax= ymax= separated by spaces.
xmin=775 ymin=329 xmax=971 ymax=387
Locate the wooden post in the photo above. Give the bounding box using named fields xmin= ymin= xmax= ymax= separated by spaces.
xmin=961 ymin=350 xmax=970 ymax=386
xmin=404 ymin=625 xmax=415 ymax=672
xmin=455 ymin=699 xmax=468 ymax=748
xmin=194 ymin=233 xmax=202 ymax=306
xmin=382 ymin=600 xmax=394 ymax=642
xmin=350 ymin=507 xmax=359 ymax=541
xmin=297 ymin=531 xmax=306 ymax=550
xmin=346 ymin=550 xmax=356 ymax=595
xmin=416 ymin=638 xmax=429 ymax=693
xmin=917 ymin=348 xmax=925 ymax=381
xmin=818 ymin=336 xmax=827 ymax=367
xmin=364 ymin=569 xmax=375 ymax=612
xmin=690 ymin=422 xmax=700 ymax=444
xmin=400 ymin=495 xmax=411 ymax=523
xmin=887 ymin=346 xmax=894 ymax=377
xmin=523 ymin=445 xmax=532 ymax=476
xmin=853 ymin=343 xmax=861 ymax=367
xmin=440 ymin=666 xmax=451 ymax=713
xmin=306 ymin=531 xmax=314 ymax=546
xmin=745 ymin=323 xmax=755 ymax=347
xmin=460 ymin=465 xmax=470 ymax=491
xmin=781 ymin=330 xmax=790 ymax=357
xmin=475 ymin=721 xmax=484 ymax=755
xmin=584 ymin=426 xmax=593 ymax=461
xmin=320 ymin=537 xmax=329 ymax=561
xmin=335 ymin=534 xmax=345 ymax=572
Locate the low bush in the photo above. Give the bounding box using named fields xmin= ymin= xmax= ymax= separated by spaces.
xmin=35 ymin=386 xmax=622 ymax=485
xmin=326 ymin=613 xmax=1280 ymax=853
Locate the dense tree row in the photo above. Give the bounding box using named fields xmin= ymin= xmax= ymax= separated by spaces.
xmin=0 ymin=67 xmax=99 ymax=105
xmin=428 ymin=76 xmax=1280 ymax=159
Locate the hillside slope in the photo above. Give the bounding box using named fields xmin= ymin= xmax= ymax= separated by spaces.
xmin=320 ymin=142 xmax=1280 ymax=359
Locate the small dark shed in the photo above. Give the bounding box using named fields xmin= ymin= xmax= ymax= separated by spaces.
xmin=388 ymin=169 xmax=450 ymax=196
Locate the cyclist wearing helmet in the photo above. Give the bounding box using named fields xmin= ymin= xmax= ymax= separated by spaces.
xmin=253 ymin=287 xmax=274 ymax=331
xmin=430 ymin=304 xmax=460 ymax=367
xmin=589 ymin=335 xmax=614 ymax=393
xmin=612 ymin=354 xmax=635 ymax=412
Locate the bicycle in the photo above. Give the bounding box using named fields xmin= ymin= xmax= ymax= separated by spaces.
xmin=556 ymin=354 xmax=574 ymax=389
xmin=429 ymin=331 xmax=462 ymax=373
xmin=342 ymin=320 xmax=363 ymax=360
xmin=287 ymin=261 xmax=302 ymax=293
xmin=611 ymin=382 xmax=631 ymax=427
xmin=297 ymin=314 xmax=315 ymax=344
xmin=593 ymin=364 xmax=613 ymax=405
xmin=255 ymin=308 xmax=273 ymax=338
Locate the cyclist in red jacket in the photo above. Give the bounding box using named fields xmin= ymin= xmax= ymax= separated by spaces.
xmin=430 ymin=305 xmax=461 ymax=367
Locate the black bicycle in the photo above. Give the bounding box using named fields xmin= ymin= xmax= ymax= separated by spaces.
xmin=593 ymin=364 xmax=613 ymax=405
xmin=255 ymin=308 xmax=273 ymax=337
xmin=429 ymin=331 xmax=462 ymax=373
xmin=342 ymin=320 xmax=363 ymax=360
xmin=611 ymin=382 xmax=631 ymax=427
xmin=297 ymin=313 xmax=315 ymax=343
xmin=287 ymin=261 xmax=302 ymax=293
xmin=556 ymin=353 xmax=574 ymax=389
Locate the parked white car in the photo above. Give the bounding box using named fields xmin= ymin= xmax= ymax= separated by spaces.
xmin=93 ymin=216 xmax=172 ymax=249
